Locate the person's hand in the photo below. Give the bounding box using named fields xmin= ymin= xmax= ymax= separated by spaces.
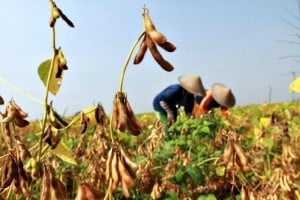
xmin=167 ymin=115 xmax=175 ymax=125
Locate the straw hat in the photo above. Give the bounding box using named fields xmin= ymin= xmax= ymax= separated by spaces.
xmin=178 ymin=75 xmax=206 ymax=96
xmin=211 ymin=83 xmax=236 ymax=108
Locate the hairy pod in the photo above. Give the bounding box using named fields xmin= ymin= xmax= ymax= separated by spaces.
xmin=95 ymin=104 xmax=106 ymax=125
xmin=10 ymin=100 xmax=28 ymax=118
xmin=51 ymin=177 xmax=68 ymax=200
xmin=116 ymin=96 xmax=128 ymax=132
xmin=75 ymin=182 xmax=104 ymax=200
xmin=2 ymin=122 xmax=12 ymax=148
xmin=17 ymin=159 xmax=30 ymax=196
xmin=50 ymin=2 xmax=74 ymax=28
xmin=232 ymin=141 xmax=248 ymax=167
xmin=2 ymin=106 xmax=15 ymax=123
xmin=110 ymin=150 xmax=120 ymax=192
xmin=80 ymin=113 xmax=89 ymax=134
xmin=48 ymin=103 xmax=68 ymax=129
xmin=40 ymin=165 xmax=51 ymax=200
xmin=143 ymin=10 xmax=167 ymax=44
xmin=118 ymin=157 xmax=135 ymax=187
xmin=105 ymin=148 xmax=114 ymax=181
xmin=0 ymin=155 xmax=16 ymax=191
xmin=145 ymin=35 xmax=174 ymax=72
xmin=59 ymin=8 xmax=75 ymax=28
xmin=124 ymin=99 xmax=141 ymax=136
xmin=157 ymin=41 xmax=177 ymax=52
xmin=119 ymin=145 xmax=139 ymax=171
xmin=148 ymin=31 xmax=167 ymax=45
xmin=111 ymin=96 xmax=120 ymax=130
xmin=134 ymin=34 xmax=148 ymax=65
xmin=223 ymin=138 xmax=233 ymax=165
xmin=118 ymin=157 xmax=135 ymax=198
xmin=13 ymin=117 xmax=30 ymax=128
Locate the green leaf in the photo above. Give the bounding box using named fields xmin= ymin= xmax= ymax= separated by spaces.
xmin=216 ymin=166 xmax=226 ymax=176
xmin=174 ymin=168 xmax=186 ymax=183
xmin=51 ymin=141 xmax=77 ymax=165
xmin=197 ymin=193 xmax=217 ymax=200
xmin=262 ymin=138 xmax=273 ymax=150
xmin=199 ymin=125 xmax=210 ymax=134
xmin=38 ymin=58 xmax=63 ymax=95
xmin=186 ymin=165 xmax=204 ymax=184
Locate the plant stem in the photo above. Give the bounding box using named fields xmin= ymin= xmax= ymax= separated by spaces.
xmin=118 ymin=31 xmax=145 ymax=92
xmin=38 ymin=27 xmax=56 ymax=162
xmin=0 ymin=77 xmax=43 ymax=105
xmin=197 ymin=157 xmax=219 ymax=166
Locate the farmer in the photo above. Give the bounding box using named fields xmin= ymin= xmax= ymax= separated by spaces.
xmin=153 ymin=75 xmax=206 ymax=126
xmin=192 ymin=83 xmax=236 ymax=119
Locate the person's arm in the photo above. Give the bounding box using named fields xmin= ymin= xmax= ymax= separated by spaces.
xmin=159 ymin=100 xmax=175 ymax=125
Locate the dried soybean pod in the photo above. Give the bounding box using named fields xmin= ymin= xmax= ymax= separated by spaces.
xmin=134 ymin=34 xmax=148 ymax=64
xmin=223 ymin=138 xmax=233 ymax=165
xmin=111 ymin=96 xmax=119 ymax=130
xmin=105 ymin=148 xmax=114 ymax=181
xmin=143 ymin=10 xmax=167 ymax=44
xmin=157 ymin=41 xmax=177 ymax=52
xmin=145 ymin=36 xmax=174 ymax=72
xmin=10 ymin=100 xmax=28 ymax=118
xmin=117 ymin=95 xmax=129 ymax=132
xmin=111 ymin=151 xmax=120 ymax=192
xmin=0 ymin=155 xmax=16 ymax=191
xmin=118 ymin=157 xmax=135 ymax=187
xmin=58 ymin=8 xmax=75 ymax=28
xmin=124 ymin=99 xmax=141 ymax=136
xmin=119 ymin=145 xmax=139 ymax=171
xmin=232 ymin=141 xmax=248 ymax=166
xmin=40 ymin=165 xmax=51 ymax=200
xmin=13 ymin=117 xmax=30 ymax=128
xmin=95 ymin=104 xmax=106 ymax=125
xmin=118 ymin=157 xmax=135 ymax=198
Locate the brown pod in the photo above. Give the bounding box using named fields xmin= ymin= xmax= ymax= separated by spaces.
xmin=105 ymin=148 xmax=114 ymax=181
xmin=124 ymin=99 xmax=141 ymax=136
xmin=118 ymin=157 xmax=135 ymax=187
xmin=157 ymin=41 xmax=177 ymax=52
xmin=148 ymin=30 xmax=167 ymax=45
xmin=134 ymin=35 xmax=148 ymax=65
xmin=118 ymin=157 xmax=135 ymax=198
xmin=145 ymin=36 xmax=174 ymax=72
xmin=143 ymin=9 xmax=156 ymax=32
xmin=13 ymin=117 xmax=30 ymax=128
xmin=0 ymin=155 xmax=16 ymax=191
xmin=111 ymin=151 xmax=120 ymax=192
xmin=119 ymin=145 xmax=139 ymax=171
xmin=111 ymin=96 xmax=120 ymax=130
xmin=95 ymin=104 xmax=106 ymax=125
xmin=117 ymin=96 xmax=129 ymax=132
xmin=58 ymin=8 xmax=75 ymax=28
xmin=10 ymin=100 xmax=28 ymax=118
xmin=80 ymin=113 xmax=89 ymax=134
xmin=223 ymin=138 xmax=233 ymax=165
xmin=41 ymin=165 xmax=51 ymax=200
xmin=232 ymin=142 xmax=248 ymax=167
xmin=143 ymin=11 xmax=167 ymax=44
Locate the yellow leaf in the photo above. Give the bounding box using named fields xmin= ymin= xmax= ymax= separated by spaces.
xmin=289 ymin=77 xmax=300 ymax=93
xmin=51 ymin=141 xmax=77 ymax=165
xmin=38 ymin=58 xmax=63 ymax=95
xmin=259 ymin=117 xmax=271 ymax=129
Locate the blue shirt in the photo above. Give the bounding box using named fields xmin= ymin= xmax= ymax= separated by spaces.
xmin=153 ymin=84 xmax=195 ymax=119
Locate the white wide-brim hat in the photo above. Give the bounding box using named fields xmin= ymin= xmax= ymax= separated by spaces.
xmin=211 ymin=83 xmax=236 ymax=108
xmin=178 ymin=75 xmax=206 ymax=96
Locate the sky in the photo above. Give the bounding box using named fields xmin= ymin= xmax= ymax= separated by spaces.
xmin=0 ymin=0 xmax=300 ymax=120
